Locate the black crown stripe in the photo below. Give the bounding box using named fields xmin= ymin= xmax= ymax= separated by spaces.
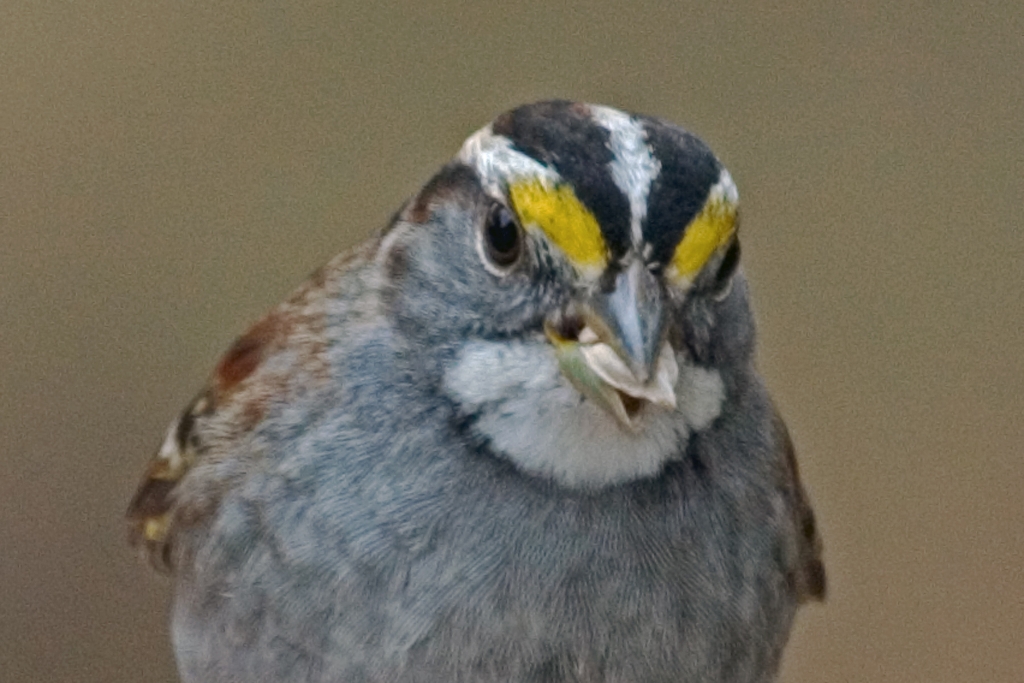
xmin=492 ymin=100 xmax=633 ymax=261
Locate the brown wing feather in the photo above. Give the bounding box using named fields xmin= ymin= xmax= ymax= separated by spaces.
xmin=772 ymin=406 xmax=826 ymax=602
xmin=126 ymin=244 xmax=375 ymax=572
xmin=126 ymin=391 xmax=214 ymax=571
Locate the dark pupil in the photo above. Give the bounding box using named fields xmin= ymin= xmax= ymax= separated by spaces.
xmin=486 ymin=205 xmax=521 ymax=266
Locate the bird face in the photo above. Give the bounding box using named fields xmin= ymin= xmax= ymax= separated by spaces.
xmin=383 ymin=101 xmax=744 ymax=488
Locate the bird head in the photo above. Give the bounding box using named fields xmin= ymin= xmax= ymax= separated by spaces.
xmin=379 ymin=100 xmax=749 ymax=487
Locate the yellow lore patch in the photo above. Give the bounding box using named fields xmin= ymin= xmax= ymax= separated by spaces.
xmin=508 ymin=179 xmax=607 ymax=271
xmin=667 ymin=181 xmax=738 ymax=285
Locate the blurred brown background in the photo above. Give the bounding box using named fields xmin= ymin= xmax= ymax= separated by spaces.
xmin=2 ymin=1 xmax=1021 ymax=681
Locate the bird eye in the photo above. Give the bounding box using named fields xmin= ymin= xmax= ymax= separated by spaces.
xmin=482 ymin=203 xmax=523 ymax=268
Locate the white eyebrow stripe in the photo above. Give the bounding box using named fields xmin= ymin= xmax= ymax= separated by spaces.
xmin=715 ymin=168 xmax=740 ymax=206
xmin=589 ymin=105 xmax=661 ymax=249
xmin=457 ymin=125 xmax=562 ymax=199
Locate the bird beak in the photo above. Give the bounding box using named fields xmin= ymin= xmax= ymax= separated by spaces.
xmin=545 ymin=260 xmax=678 ymax=430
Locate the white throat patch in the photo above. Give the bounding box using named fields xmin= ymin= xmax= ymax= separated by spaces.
xmin=444 ymin=338 xmax=725 ymax=488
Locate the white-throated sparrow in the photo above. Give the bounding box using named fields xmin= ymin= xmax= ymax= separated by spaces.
xmin=128 ymin=100 xmax=824 ymax=683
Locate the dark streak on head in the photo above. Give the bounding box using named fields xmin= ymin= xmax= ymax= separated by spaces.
xmin=638 ymin=116 xmax=723 ymax=267
xmin=492 ymin=100 xmax=633 ymax=259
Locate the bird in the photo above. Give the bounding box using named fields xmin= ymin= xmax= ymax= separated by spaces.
xmin=127 ymin=100 xmax=824 ymax=683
